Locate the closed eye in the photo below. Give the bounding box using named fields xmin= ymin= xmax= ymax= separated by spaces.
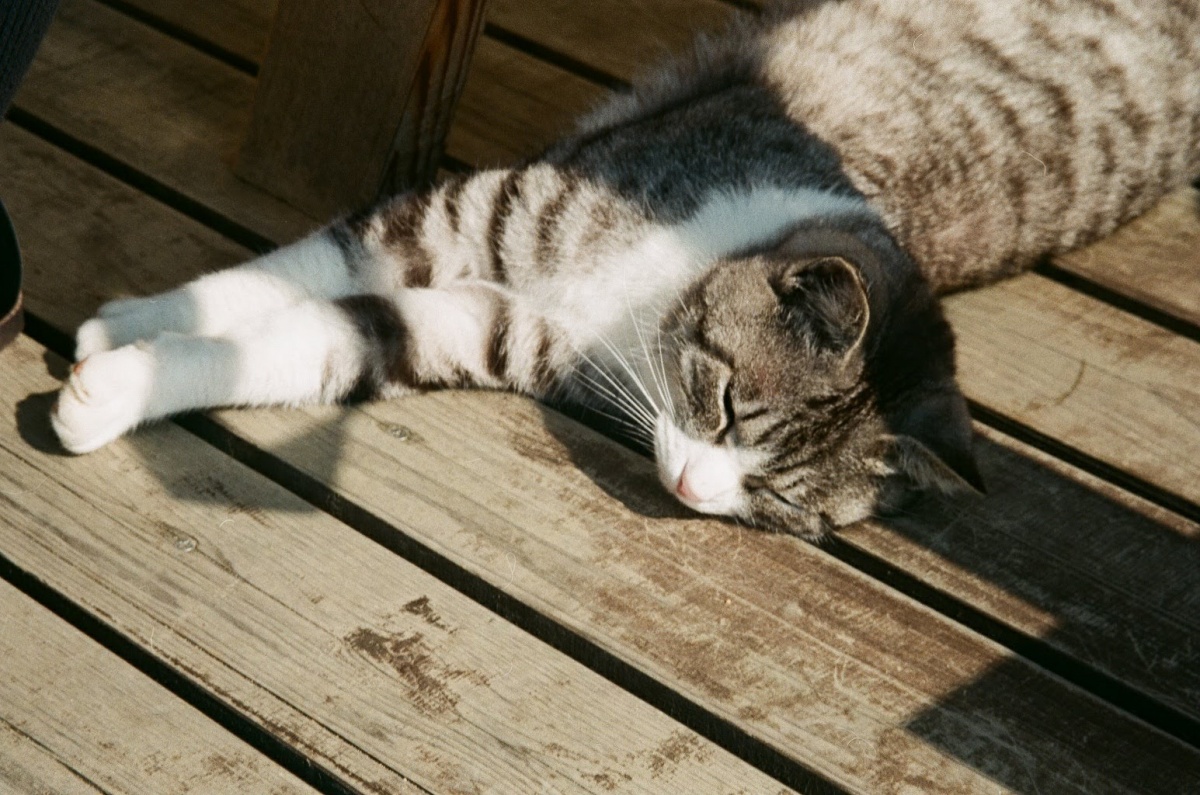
xmin=716 ymin=382 xmax=737 ymax=444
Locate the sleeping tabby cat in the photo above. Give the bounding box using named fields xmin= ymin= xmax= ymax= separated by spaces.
xmin=52 ymin=0 xmax=1200 ymax=538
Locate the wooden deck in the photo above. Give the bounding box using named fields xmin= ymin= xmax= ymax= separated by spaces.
xmin=1 ymin=1 xmax=1198 ymax=792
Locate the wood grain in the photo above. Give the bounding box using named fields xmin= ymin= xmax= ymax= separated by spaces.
xmin=487 ymin=0 xmax=740 ymax=83
xmin=947 ymin=273 xmax=1200 ymax=505
xmin=238 ymin=0 xmax=487 ymax=217
xmin=0 ymin=578 xmax=319 ymax=795
xmin=1054 ymin=187 xmax=1200 ymax=327
xmin=210 ymin=385 xmax=1200 ymax=794
xmin=15 ymin=0 xmax=316 ymax=244
xmin=841 ymin=420 xmax=1200 ymax=719
xmin=116 ymin=0 xmax=274 ymax=66
xmin=0 ymin=334 xmax=792 ymax=795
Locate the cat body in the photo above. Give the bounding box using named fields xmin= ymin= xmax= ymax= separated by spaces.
xmin=53 ymin=0 xmax=1200 ymax=536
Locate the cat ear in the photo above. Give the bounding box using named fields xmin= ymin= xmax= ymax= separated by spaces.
xmin=888 ymin=387 xmax=986 ymax=495
xmin=773 ymin=256 xmax=870 ymax=355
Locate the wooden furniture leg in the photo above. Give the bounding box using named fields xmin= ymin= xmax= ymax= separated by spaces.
xmin=236 ymin=0 xmax=488 ymax=220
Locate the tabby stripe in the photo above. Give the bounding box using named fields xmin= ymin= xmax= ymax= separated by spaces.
xmin=752 ymin=415 xmax=794 ymax=448
xmin=965 ymin=34 xmax=1079 ymax=203
xmin=441 ymin=174 xmax=468 ymax=235
xmin=535 ymin=180 xmax=578 ymax=273
xmin=327 ymin=221 xmax=361 ymax=275
xmin=485 ymin=300 xmax=511 ymax=383
xmin=381 ymin=194 xmax=434 ymax=288
xmin=530 ymin=318 xmax=558 ymax=395
xmin=488 ymin=170 xmax=523 ymax=283
xmin=335 ymin=295 xmax=417 ymax=396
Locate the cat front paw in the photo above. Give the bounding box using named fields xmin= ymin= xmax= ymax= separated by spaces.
xmin=75 ymin=295 xmax=179 ymax=360
xmin=52 ymin=345 xmax=155 ymax=454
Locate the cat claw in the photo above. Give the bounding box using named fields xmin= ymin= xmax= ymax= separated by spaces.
xmin=52 ymin=345 xmax=154 ymax=454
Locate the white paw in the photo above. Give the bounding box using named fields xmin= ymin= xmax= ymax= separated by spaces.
xmin=75 ymin=316 xmax=118 ymax=360
xmin=75 ymin=295 xmax=175 ymax=360
xmin=51 ymin=345 xmax=155 ymax=454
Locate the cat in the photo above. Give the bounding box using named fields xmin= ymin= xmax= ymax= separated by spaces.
xmin=51 ymin=0 xmax=1200 ymax=538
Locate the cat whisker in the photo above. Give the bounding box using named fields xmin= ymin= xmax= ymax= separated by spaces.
xmin=572 ymin=350 xmax=659 ymax=433
xmin=590 ymin=332 xmax=665 ymax=427
xmin=622 ymin=294 xmax=674 ymax=424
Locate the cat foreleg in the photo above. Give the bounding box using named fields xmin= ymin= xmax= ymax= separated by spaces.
xmin=75 ymin=230 xmax=357 ymax=360
xmin=53 ymin=284 xmax=570 ymax=453
xmin=54 ymin=298 xmax=374 ymax=453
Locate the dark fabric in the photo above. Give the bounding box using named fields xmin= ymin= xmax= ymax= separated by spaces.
xmin=0 ymin=0 xmax=61 ymax=116
xmin=1 ymin=1 xmax=60 ymax=351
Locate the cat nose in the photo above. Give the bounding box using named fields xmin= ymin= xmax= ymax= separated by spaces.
xmin=674 ymin=466 xmax=702 ymax=503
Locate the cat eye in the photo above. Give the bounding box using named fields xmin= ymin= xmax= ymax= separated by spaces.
xmin=716 ymin=381 xmax=737 ymax=443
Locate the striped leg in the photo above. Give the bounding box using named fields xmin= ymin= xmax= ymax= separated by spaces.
xmin=52 ymin=286 xmax=571 ymax=453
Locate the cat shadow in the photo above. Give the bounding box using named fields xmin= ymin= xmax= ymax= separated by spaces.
xmin=30 ymin=349 xmax=338 ymax=513
xmin=534 ymin=400 xmax=698 ymax=523
xmin=851 ymin=431 xmax=1199 ymax=792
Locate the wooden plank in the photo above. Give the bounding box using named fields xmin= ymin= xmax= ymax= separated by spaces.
xmin=1 ymin=329 xmax=793 ymax=794
xmin=448 ymin=35 xmax=598 ymax=167
xmin=0 ymin=724 xmax=107 ymax=795
xmin=1054 ymin=187 xmax=1200 ymax=328
xmin=947 ymin=273 xmax=1200 ymax=505
xmin=28 ymin=0 xmax=1200 ymax=678
xmin=15 ymin=0 xmax=317 ymax=245
xmin=0 ymin=579 xmax=320 ymax=795
xmin=16 ymin=0 xmax=581 ymax=243
xmin=841 ymin=421 xmax=1200 ymax=719
xmin=7 ymin=128 xmax=1199 ymax=791
xmin=487 ymin=0 xmax=739 ymax=83
xmin=237 ymin=0 xmax=488 ymax=217
xmin=115 ymin=0 xmax=274 ymax=66
xmin=0 ymin=126 xmax=248 ymax=334
xmin=211 ymin=383 xmax=1200 ymax=794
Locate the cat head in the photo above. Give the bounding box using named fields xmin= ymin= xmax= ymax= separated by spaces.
xmin=652 ymin=217 xmax=983 ymax=538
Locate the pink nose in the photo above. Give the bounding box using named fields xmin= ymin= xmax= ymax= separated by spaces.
xmin=674 ymin=465 xmax=701 ymax=503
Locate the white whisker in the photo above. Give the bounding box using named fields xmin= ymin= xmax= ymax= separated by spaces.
xmin=572 ymin=350 xmax=658 ymax=431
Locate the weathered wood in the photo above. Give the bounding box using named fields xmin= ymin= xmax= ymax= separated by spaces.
xmin=947 ymin=273 xmax=1200 ymax=505
xmin=118 ymin=0 xmax=274 ymax=66
xmin=1054 ymin=187 xmax=1200 ymax=327
xmin=449 ymin=34 xmax=598 ymax=167
xmin=841 ymin=421 xmax=1200 ymax=719
xmin=16 ymin=0 xmax=317 ymax=244
xmin=0 ymin=127 xmax=249 ymax=334
xmin=488 ymin=0 xmax=741 ymax=82
xmin=0 ymin=333 xmax=793 ymax=795
xmin=0 ymin=578 xmax=319 ymax=795
xmin=0 ymin=723 xmax=107 ymax=795
xmin=236 ymin=0 xmax=487 ymax=218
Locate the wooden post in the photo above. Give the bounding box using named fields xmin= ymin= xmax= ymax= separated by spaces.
xmin=236 ymin=0 xmax=488 ymax=220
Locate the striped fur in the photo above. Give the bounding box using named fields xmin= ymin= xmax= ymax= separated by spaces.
xmin=55 ymin=0 xmax=1200 ymax=537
